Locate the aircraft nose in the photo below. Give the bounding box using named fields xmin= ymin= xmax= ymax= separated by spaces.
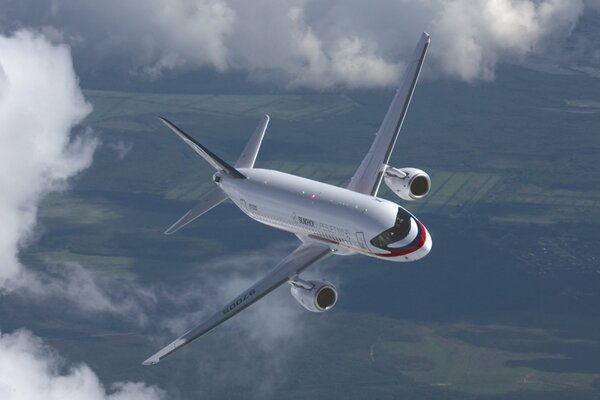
xmin=422 ymin=226 xmax=432 ymax=255
xmin=412 ymin=223 xmax=432 ymax=260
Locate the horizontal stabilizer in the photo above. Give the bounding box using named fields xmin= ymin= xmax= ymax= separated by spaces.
xmin=159 ymin=117 xmax=245 ymax=179
xmin=165 ymin=188 xmax=228 ymax=235
xmin=235 ymin=115 xmax=269 ymax=168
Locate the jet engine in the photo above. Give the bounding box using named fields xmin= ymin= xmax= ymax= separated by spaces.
xmin=290 ymin=278 xmax=337 ymax=313
xmin=383 ymin=166 xmax=431 ymax=201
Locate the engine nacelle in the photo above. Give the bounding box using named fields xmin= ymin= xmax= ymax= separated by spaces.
xmin=290 ymin=279 xmax=337 ymax=313
xmin=383 ymin=166 xmax=431 ymax=201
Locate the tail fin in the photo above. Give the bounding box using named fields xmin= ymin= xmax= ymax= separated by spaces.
xmin=160 ymin=116 xmax=270 ymax=235
xmin=159 ymin=117 xmax=245 ymax=179
xmin=235 ymin=115 xmax=269 ymax=168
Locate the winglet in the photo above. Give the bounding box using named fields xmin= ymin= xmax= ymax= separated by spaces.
xmin=159 ymin=117 xmax=245 ymax=179
xmin=141 ymin=356 xmax=159 ymax=366
xmin=142 ymin=338 xmax=188 ymax=365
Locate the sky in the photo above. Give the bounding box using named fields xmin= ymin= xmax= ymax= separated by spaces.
xmin=0 ymin=1 xmax=599 ymax=399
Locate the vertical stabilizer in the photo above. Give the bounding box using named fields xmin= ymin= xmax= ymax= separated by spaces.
xmin=235 ymin=115 xmax=269 ymax=168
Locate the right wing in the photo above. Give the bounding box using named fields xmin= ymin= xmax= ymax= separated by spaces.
xmin=142 ymin=242 xmax=334 ymax=365
xmin=164 ymin=188 xmax=228 ymax=235
xmin=347 ymin=32 xmax=430 ymax=196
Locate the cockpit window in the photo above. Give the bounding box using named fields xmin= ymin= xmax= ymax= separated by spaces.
xmin=370 ymin=207 xmax=412 ymax=249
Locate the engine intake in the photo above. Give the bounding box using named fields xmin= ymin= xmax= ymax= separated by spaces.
xmin=290 ymin=279 xmax=337 ymax=313
xmin=384 ymin=166 xmax=431 ymax=201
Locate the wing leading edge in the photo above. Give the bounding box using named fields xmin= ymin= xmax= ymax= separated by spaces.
xmin=347 ymin=32 xmax=430 ymax=196
xmin=143 ymin=242 xmax=334 ymax=365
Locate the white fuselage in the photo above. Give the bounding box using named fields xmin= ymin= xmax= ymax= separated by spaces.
xmin=216 ymin=169 xmax=431 ymax=262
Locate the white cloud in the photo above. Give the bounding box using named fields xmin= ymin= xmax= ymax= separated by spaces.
xmin=146 ymin=242 xmax=310 ymax=342
xmin=0 ymin=28 xmax=167 ymax=399
xmin=0 ymin=329 xmax=164 ymax=400
xmin=1 ymin=0 xmax=596 ymax=88
xmin=0 ymin=25 xmax=136 ymax=320
xmin=0 ymin=30 xmax=321 ymax=367
xmin=107 ymin=140 xmax=134 ymax=160
xmin=14 ymin=243 xmax=310 ymax=343
xmin=4 ymin=242 xmax=316 ymax=368
xmin=7 ymin=245 xmax=316 ymax=395
xmin=282 ymin=7 xmax=399 ymax=88
xmin=0 ymin=30 xmax=97 ymax=290
xmin=139 ymin=0 xmax=236 ymax=77
xmin=13 ymin=263 xmax=156 ymax=325
xmin=0 ymin=25 xmax=327 ymax=398
xmin=432 ymin=0 xmax=585 ymax=80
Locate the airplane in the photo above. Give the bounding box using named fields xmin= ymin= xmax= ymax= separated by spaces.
xmin=143 ymin=32 xmax=432 ymax=365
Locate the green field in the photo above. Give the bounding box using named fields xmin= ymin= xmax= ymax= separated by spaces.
xmin=80 ymin=71 xmax=600 ymax=226
xmin=14 ymin=65 xmax=600 ymax=399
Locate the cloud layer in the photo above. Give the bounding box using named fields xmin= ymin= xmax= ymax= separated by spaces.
xmin=4 ymin=245 xmax=318 ymax=396
xmin=432 ymin=0 xmax=584 ymax=80
xmin=1 ymin=0 xmax=597 ymax=88
xmin=0 ymin=30 xmax=168 ymax=399
xmin=0 ymin=30 xmax=326 ymax=396
xmin=0 ymin=329 xmax=164 ymax=400
xmin=0 ymin=30 xmax=97 ymax=289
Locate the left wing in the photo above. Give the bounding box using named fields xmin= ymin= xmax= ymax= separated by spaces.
xmin=142 ymin=242 xmax=334 ymax=365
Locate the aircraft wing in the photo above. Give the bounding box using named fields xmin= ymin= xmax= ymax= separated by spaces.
xmin=347 ymin=32 xmax=430 ymax=196
xmin=142 ymin=242 xmax=334 ymax=365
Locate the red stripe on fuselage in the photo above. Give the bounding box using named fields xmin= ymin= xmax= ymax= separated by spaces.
xmin=304 ymin=221 xmax=427 ymax=259
xmin=373 ymin=221 xmax=427 ymax=258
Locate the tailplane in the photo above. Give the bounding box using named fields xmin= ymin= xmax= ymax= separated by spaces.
xmin=164 ymin=188 xmax=228 ymax=235
xmin=161 ymin=115 xmax=270 ymax=234
xmin=159 ymin=117 xmax=245 ymax=179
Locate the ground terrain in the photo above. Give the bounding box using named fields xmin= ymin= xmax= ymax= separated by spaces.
xmin=10 ymin=65 xmax=600 ymax=399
